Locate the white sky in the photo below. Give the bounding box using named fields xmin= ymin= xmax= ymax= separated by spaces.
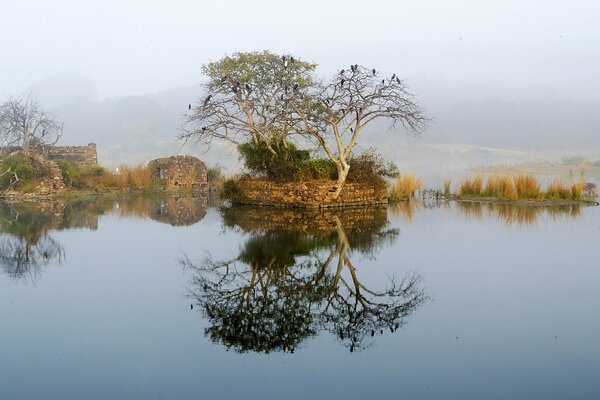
xmin=1 ymin=0 xmax=599 ymax=98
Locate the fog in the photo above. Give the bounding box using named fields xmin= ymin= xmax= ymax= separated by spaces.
xmin=1 ymin=0 xmax=599 ymax=170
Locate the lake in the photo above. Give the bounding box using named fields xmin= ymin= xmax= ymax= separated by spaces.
xmin=1 ymin=195 xmax=599 ymax=399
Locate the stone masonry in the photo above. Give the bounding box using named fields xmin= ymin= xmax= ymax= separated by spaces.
xmin=229 ymin=178 xmax=388 ymax=208
xmin=148 ymin=155 xmax=207 ymax=189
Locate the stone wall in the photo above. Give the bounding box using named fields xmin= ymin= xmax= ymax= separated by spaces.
xmin=0 ymin=143 xmax=98 ymax=166
xmin=148 ymin=155 xmax=207 ymax=189
xmin=229 ymin=178 xmax=388 ymax=208
xmin=45 ymin=143 xmax=97 ymax=165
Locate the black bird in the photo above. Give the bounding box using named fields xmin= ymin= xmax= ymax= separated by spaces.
xmin=293 ymin=83 xmax=299 ymax=91
xmin=204 ymin=95 xmax=212 ymax=105
xmin=350 ymin=344 xmax=354 ymax=353
xmin=391 ymin=73 xmax=396 ymax=80
xmin=372 ymin=68 xmax=376 ymax=75
xmin=340 ymin=69 xmax=345 ymax=75
xmin=232 ymin=86 xmax=238 ymax=94
xmin=188 ymin=104 xmax=191 ymax=110
xmin=350 ymin=65 xmax=355 ymax=72
xmin=340 ymin=79 xmax=345 ymax=86
xmin=290 ymin=56 xmax=295 ymax=64
xmin=396 ymin=77 xmax=401 ymax=84
xmin=341 ymin=108 xmax=345 ymax=114
xmin=280 ymin=94 xmax=285 ymax=100
xmin=350 ymin=127 xmax=353 ymax=133
xmin=190 ymin=304 xmax=193 ymax=310
xmin=201 ymin=126 xmax=207 ymax=131
xmin=371 ymin=330 xmax=375 ymax=337
xmin=354 ymin=64 xmax=358 ymax=71
xmin=381 ymin=79 xmax=385 ymax=84
xmin=245 ymin=83 xmax=251 ymax=92
xmin=221 ymin=76 xmax=227 ymax=83
xmin=282 ymin=55 xmax=286 ymax=62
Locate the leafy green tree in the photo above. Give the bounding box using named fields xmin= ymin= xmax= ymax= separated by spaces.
xmin=180 ymin=51 xmax=316 ymax=154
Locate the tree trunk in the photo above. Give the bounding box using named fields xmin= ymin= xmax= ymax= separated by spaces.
xmin=332 ymin=161 xmax=350 ymax=200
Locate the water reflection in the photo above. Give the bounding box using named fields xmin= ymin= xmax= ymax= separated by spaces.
xmin=456 ymin=201 xmax=583 ymax=226
xmin=0 ymin=195 xmax=209 ymax=281
xmin=390 ymin=199 xmax=586 ymax=226
xmin=181 ymin=206 xmax=428 ymax=353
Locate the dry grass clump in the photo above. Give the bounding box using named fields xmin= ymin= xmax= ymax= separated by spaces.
xmin=483 ymin=175 xmax=518 ymax=200
xmin=546 ymin=178 xmax=572 ymax=200
xmin=443 ymin=178 xmax=451 ymax=196
xmin=457 ymin=175 xmax=483 ymax=197
xmin=513 ymin=174 xmax=542 ymax=200
xmin=570 ymin=181 xmax=585 ymax=200
xmin=389 ymin=173 xmax=423 ymax=202
xmin=96 ymin=164 xmax=156 ymax=191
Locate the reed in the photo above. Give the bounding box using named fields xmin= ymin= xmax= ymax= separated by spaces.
xmin=570 ymin=181 xmax=585 ymax=200
xmin=513 ymin=174 xmax=542 ymax=200
xmin=389 ymin=173 xmax=422 ymax=202
xmin=546 ymin=178 xmax=572 ymax=199
xmin=457 ymin=175 xmax=483 ymax=197
xmin=443 ymin=178 xmax=451 ymax=196
xmin=483 ymin=175 xmax=518 ymax=200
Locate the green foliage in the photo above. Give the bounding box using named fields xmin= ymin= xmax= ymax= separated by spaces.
xmin=238 ymin=140 xmax=311 ymax=181
xmin=346 ymin=150 xmax=399 ymax=187
xmin=0 ymin=154 xmax=34 ymax=190
xmin=221 ymin=178 xmax=246 ymax=204
xmin=57 ymin=160 xmax=105 ymax=189
xmin=237 ymin=141 xmax=395 ymax=187
xmin=203 ymin=51 xmax=316 ymax=91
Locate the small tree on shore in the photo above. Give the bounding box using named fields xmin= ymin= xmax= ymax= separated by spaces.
xmin=0 ymin=95 xmax=63 ymax=152
xmin=293 ymin=65 xmax=426 ymax=197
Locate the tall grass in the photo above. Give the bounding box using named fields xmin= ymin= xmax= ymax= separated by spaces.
xmin=546 ymin=178 xmax=572 ymax=200
xmin=483 ymin=175 xmax=518 ymax=200
xmin=443 ymin=178 xmax=451 ymax=196
xmin=570 ymin=181 xmax=585 ymax=200
xmin=513 ymin=174 xmax=542 ymax=200
xmin=388 ymin=173 xmax=422 ymax=202
xmin=457 ymin=175 xmax=483 ymax=197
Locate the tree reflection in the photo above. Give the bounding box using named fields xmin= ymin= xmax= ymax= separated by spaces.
xmin=182 ymin=207 xmax=428 ymax=353
xmin=0 ymin=202 xmax=66 ymax=281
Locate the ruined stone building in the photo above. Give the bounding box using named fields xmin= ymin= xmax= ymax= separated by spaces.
xmin=148 ymin=155 xmax=207 ymax=189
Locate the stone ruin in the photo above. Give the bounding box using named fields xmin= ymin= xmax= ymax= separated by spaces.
xmin=0 ymin=143 xmax=98 ymax=166
xmin=148 ymin=155 xmax=207 ymax=189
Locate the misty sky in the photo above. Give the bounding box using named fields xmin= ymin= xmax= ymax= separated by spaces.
xmin=1 ymin=0 xmax=599 ymax=164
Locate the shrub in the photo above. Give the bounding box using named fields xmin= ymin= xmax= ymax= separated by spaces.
xmin=347 ymin=150 xmax=399 ymax=184
xmin=57 ymin=160 xmax=105 ymax=189
xmin=0 ymin=154 xmax=34 ymax=190
xmin=221 ymin=177 xmax=247 ymax=204
xmin=238 ymin=139 xmax=310 ymax=181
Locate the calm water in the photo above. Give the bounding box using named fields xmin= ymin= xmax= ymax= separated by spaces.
xmin=1 ymin=196 xmax=599 ymax=399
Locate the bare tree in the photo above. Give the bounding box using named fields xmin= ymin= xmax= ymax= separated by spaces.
xmin=294 ymin=65 xmax=427 ymax=198
xmin=0 ymin=95 xmax=63 ymax=152
xmin=180 ymin=51 xmax=316 ymax=155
